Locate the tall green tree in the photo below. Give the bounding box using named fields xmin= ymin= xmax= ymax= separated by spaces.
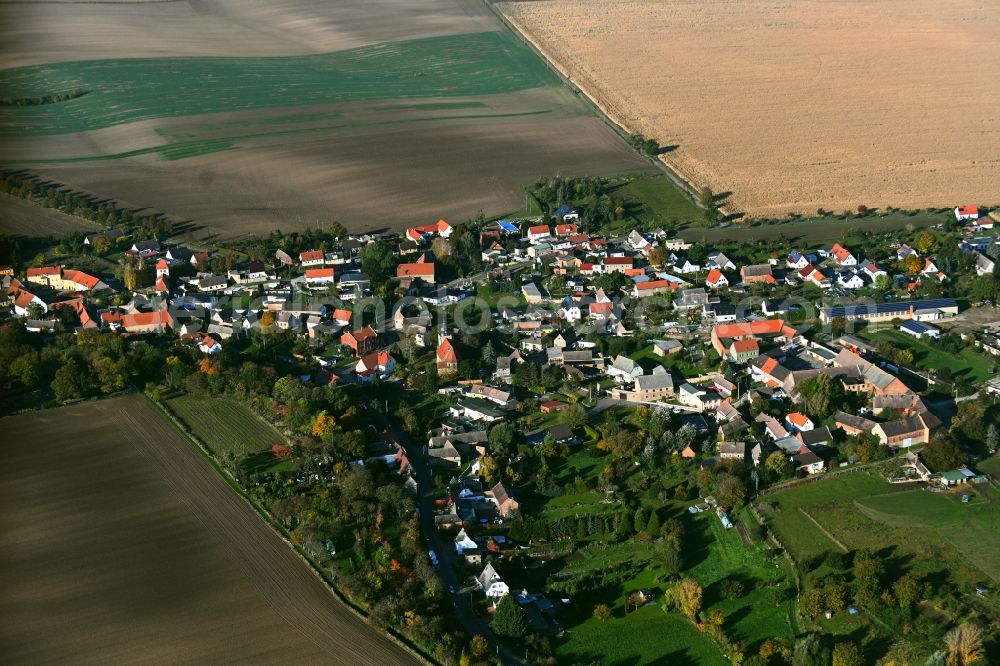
xmin=491 ymin=595 xmax=528 ymax=638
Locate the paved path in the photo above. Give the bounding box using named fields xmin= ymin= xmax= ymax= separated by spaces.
xmin=374 ymin=410 xmax=526 ymax=666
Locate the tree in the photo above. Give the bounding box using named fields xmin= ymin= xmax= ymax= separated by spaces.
xmin=707 ymin=608 xmax=725 ymax=626
xmin=562 ymin=403 xmax=586 ymax=429
xmin=792 ymin=634 xmax=828 ymax=666
xmin=944 ymin=623 xmax=984 ymax=666
xmin=10 ymin=353 xmax=41 ymax=388
xmin=986 ymin=424 xmax=1000 ymax=454
xmin=491 ymin=595 xmax=528 ymax=638
xmin=699 ymin=186 xmax=715 ymax=209
xmin=892 ymin=572 xmax=920 ymax=608
xmin=676 ymin=578 xmax=703 ymax=619
xmin=800 ymin=587 xmax=824 ymax=616
xmin=716 ymin=473 xmax=746 ymax=507
xmin=25 ymin=302 xmax=46 ymax=320
xmin=875 ymin=273 xmax=892 ymax=292
xmin=481 ymin=341 xmax=496 ymax=365
xmin=360 ymin=240 xmax=395 ymax=291
xmin=915 ymin=231 xmax=938 ymax=255
xmin=765 ymin=451 xmax=792 ymax=481
xmin=488 ymin=421 xmax=516 ymax=459
xmin=311 ymin=412 xmax=336 ymax=438
xmin=645 ymin=509 xmax=661 ymax=535
xmin=797 ymin=373 xmax=841 ymax=420
xmin=327 ymin=220 xmax=347 ymax=238
xmin=478 ymin=455 xmax=499 ymax=484
xmin=831 ymin=642 xmax=863 ymax=666
xmin=852 ymin=550 xmax=885 ymax=609
xmin=93 ymin=356 xmax=128 ymax=394
xmin=901 ymin=254 xmax=922 ymax=275
xmin=659 ymin=543 xmax=684 ymax=577
xmin=51 ymin=359 xmax=87 ymax=401
xmin=648 ymin=246 xmax=668 ymax=268
xmin=259 ymin=311 xmax=276 ymax=329
xmin=92 ymin=236 xmax=111 ymax=254
xmin=592 ymin=604 xmax=612 ymax=621
xmin=922 ymin=431 xmax=966 ymax=472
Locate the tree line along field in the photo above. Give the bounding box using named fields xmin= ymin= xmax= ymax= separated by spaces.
xmin=0 ymin=0 xmax=657 ymax=237
xmin=497 ymin=0 xmax=1000 ymax=218
xmin=165 ymin=394 xmax=285 ymax=458
xmin=0 ymin=395 xmax=418 ymax=665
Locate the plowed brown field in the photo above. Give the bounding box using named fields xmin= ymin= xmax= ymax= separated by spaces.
xmin=498 ymin=0 xmax=1000 ymax=217
xmin=0 ymin=396 xmax=418 ymax=665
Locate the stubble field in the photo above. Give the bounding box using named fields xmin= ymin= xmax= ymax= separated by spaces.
xmin=0 ymin=0 xmax=654 ymax=237
xmin=0 ymin=396 xmax=418 ymax=665
xmin=497 ymin=0 xmax=1000 ymax=217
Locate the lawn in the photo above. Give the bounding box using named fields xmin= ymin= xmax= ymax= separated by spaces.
xmin=0 ymin=31 xmax=558 ymax=136
xmin=623 ymin=176 xmax=704 ymax=227
xmin=761 ymin=471 xmax=999 ymax=586
xmin=558 ymin=604 xmax=727 ymax=666
xmin=548 ymin=500 xmax=794 ymax=663
xmin=166 ymin=394 xmax=285 ymax=457
xmin=858 ymin=329 xmax=994 ymax=384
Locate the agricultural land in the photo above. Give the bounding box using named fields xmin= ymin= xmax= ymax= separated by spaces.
xmin=166 ymin=393 xmax=286 ymax=458
xmin=497 ymin=0 xmax=1000 ymax=217
xmin=0 ymin=0 xmax=655 ymax=237
xmin=0 ymin=395 xmax=417 ymax=665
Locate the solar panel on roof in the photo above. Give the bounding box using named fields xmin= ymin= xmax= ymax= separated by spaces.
xmin=822 ymin=298 xmax=957 ymax=317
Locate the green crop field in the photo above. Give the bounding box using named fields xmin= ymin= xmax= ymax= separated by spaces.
xmin=166 ymin=395 xmax=284 ymax=457
xmin=762 ymin=471 xmax=1000 ymax=585
xmin=0 ymin=32 xmax=557 ymax=136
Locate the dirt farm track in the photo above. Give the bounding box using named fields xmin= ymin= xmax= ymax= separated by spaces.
xmin=498 ymin=0 xmax=1000 ymax=216
xmin=0 ymin=396 xmax=418 ymax=665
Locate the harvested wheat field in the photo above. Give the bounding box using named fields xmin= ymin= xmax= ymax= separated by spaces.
xmin=0 ymin=396 xmax=418 ymax=665
xmin=498 ymin=0 xmax=1000 ymax=217
xmin=0 ymin=0 xmax=654 ymax=237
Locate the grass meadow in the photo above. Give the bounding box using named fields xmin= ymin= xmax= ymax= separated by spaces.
xmin=762 ymin=470 xmax=999 ymax=586
xmin=166 ymin=395 xmax=284 ymax=457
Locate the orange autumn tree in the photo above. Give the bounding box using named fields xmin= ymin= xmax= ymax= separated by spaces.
xmin=198 ymin=357 xmax=219 ymax=376
xmin=311 ymin=412 xmax=336 ymax=438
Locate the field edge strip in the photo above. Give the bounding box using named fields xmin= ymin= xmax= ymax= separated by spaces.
xmin=146 ymin=394 xmax=435 ymax=666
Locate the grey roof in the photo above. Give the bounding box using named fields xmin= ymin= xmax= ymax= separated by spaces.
xmin=719 ymin=442 xmax=746 ymax=457
xmin=478 ymin=562 xmax=503 ymax=590
xmin=834 ymin=411 xmax=877 ymax=432
xmin=877 ymin=416 xmax=926 ymax=437
xmin=611 ymin=355 xmax=641 ymax=374
xmin=798 ymin=427 xmax=833 ymax=446
xmin=635 ymin=373 xmax=674 ymax=391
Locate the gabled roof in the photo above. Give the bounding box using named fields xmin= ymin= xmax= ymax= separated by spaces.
xmin=706 ymin=268 xmax=726 ymax=285
xmin=437 ymin=338 xmax=458 ymax=363
xmin=397 ymin=262 xmax=435 ymax=278
xmin=787 ymin=412 xmax=811 ymax=427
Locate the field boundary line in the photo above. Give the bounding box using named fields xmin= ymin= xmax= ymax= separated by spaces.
xmin=798 ymin=507 xmax=849 ymax=553
xmin=483 ymin=0 xmax=703 ymax=209
xmin=146 ymin=395 xmax=435 ymax=666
